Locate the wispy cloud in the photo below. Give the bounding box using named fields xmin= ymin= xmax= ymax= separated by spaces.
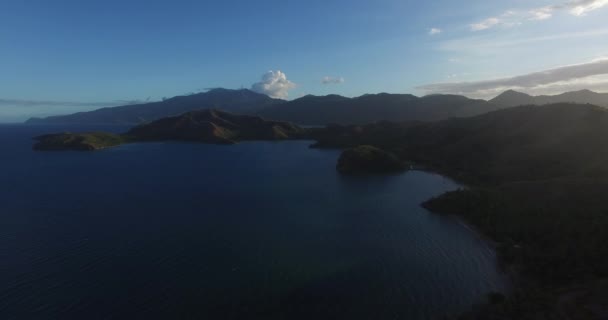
xmin=251 ymin=70 xmax=296 ymax=99
xmin=470 ymin=17 xmax=500 ymax=31
xmin=440 ymin=28 xmax=608 ymax=53
xmin=470 ymin=0 xmax=608 ymax=31
xmin=321 ymin=76 xmax=345 ymax=84
xmin=417 ymin=57 xmax=608 ymax=98
xmin=570 ymin=0 xmax=608 ymax=15
xmin=529 ymin=6 xmax=556 ymax=20
xmin=429 ymin=28 xmax=442 ymax=35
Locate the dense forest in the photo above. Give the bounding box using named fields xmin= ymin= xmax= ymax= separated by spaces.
xmin=311 ymin=103 xmax=608 ymax=319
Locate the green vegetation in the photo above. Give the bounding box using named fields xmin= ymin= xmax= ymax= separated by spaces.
xmin=33 ymin=132 xmax=126 ymax=151
xmin=336 ymin=145 xmax=405 ymax=174
xmin=34 ymin=109 xmax=306 ymax=151
xmin=126 ymin=109 xmax=305 ymax=143
xmin=312 ymin=103 xmax=608 ymax=319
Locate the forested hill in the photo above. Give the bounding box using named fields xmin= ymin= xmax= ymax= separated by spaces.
xmin=490 ymin=89 xmax=608 ymax=108
xmin=257 ymin=93 xmax=504 ymax=125
xmin=311 ymin=103 xmax=608 ymax=319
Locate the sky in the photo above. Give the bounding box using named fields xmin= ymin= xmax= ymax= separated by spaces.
xmin=1 ymin=0 xmax=608 ymax=121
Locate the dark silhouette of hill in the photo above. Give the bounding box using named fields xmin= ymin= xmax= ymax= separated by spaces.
xmin=26 ymin=89 xmax=283 ymax=125
xmin=25 ymin=87 xmax=608 ymax=126
xmin=310 ymin=103 xmax=608 ymax=318
xmin=257 ymin=93 xmax=503 ymax=125
xmin=491 ymin=89 xmax=608 ymax=107
xmin=25 ymin=89 xmax=505 ymax=126
xmin=313 ymin=103 xmax=608 ymax=183
xmin=127 ymin=109 xmax=304 ymax=143
xmin=33 ymin=109 xmax=304 ymax=150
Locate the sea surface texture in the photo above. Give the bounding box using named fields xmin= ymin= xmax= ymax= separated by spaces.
xmin=0 ymin=124 xmax=507 ymax=319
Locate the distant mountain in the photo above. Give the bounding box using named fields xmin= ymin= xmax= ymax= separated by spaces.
xmin=25 ymin=89 xmax=506 ymax=126
xmin=257 ymin=93 xmax=504 ymax=125
xmin=26 ymin=89 xmax=283 ymax=125
xmin=489 ymin=90 xmax=536 ymax=107
xmin=490 ymin=89 xmax=608 ymax=107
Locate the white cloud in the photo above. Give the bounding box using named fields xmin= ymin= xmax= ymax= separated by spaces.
xmin=429 ymin=28 xmax=442 ymax=35
xmin=570 ymin=0 xmax=608 ymax=15
xmin=417 ymin=58 xmax=608 ymax=98
xmin=470 ymin=17 xmax=500 ymax=31
xmin=529 ymin=6 xmax=556 ymax=20
xmin=470 ymin=0 xmax=608 ymax=31
xmin=321 ymin=76 xmax=345 ymax=84
xmin=251 ymin=70 xmax=296 ymax=99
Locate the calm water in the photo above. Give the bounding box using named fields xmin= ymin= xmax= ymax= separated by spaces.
xmin=0 ymin=124 xmax=507 ymax=319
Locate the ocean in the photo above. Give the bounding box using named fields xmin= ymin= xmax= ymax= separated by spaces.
xmin=0 ymin=124 xmax=507 ymax=319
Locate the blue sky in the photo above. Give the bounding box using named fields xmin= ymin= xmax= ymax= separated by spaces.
xmin=1 ymin=0 xmax=608 ymax=121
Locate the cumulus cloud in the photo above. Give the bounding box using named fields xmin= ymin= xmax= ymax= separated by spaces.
xmin=321 ymin=76 xmax=345 ymax=84
xmin=417 ymin=58 xmax=608 ymax=98
xmin=429 ymin=28 xmax=442 ymax=35
xmin=251 ymin=70 xmax=296 ymax=99
xmin=470 ymin=0 xmax=608 ymax=31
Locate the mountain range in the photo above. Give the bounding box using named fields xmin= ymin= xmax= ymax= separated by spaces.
xmin=490 ymin=89 xmax=608 ymax=107
xmin=25 ymin=88 xmax=283 ymax=125
xmin=256 ymin=93 xmax=503 ymax=125
xmin=25 ymin=88 xmax=608 ymax=126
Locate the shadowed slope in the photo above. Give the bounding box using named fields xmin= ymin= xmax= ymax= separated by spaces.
xmin=311 ymin=103 xmax=608 ymax=319
xmin=26 ymin=89 xmax=283 ymax=125
xmin=257 ymin=93 xmax=503 ymax=125
xmin=34 ymin=109 xmax=304 ymax=150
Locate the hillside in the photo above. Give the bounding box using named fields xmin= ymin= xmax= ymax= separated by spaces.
xmin=314 ymin=103 xmax=608 ymax=182
xmin=33 ymin=109 xmax=304 ymax=150
xmin=25 ymin=89 xmax=283 ymax=125
xmin=33 ymin=132 xmax=126 ymax=151
xmin=311 ymin=103 xmax=608 ymax=318
xmin=126 ymin=109 xmax=304 ymax=143
xmin=257 ymin=93 xmax=503 ymax=125
xmin=491 ymin=89 xmax=608 ymax=107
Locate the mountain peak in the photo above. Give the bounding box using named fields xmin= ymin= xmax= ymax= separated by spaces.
xmin=490 ymin=89 xmax=608 ymax=107
xmin=498 ymin=89 xmax=531 ymax=97
xmin=490 ymin=90 xmax=535 ymax=106
xmin=574 ymin=89 xmax=595 ymax=94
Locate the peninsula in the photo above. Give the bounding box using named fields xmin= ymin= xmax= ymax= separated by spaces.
xmin=34 ymin=109 xmax=305 ymax=150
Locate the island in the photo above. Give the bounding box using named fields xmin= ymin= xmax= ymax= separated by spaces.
xmin=33 ymin=109 xmax=306 ymax=150
xmin=33 ymin=132 xmax=126 ymax=151
xmin=336 ymin=145 xmax=405 ymax=174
